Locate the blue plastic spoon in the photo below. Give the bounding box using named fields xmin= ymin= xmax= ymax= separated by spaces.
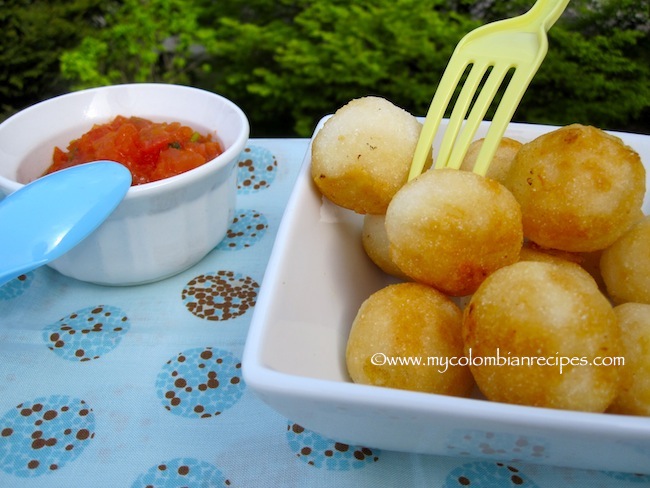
xmin=0 ymin=161 xmax=132 ymax=286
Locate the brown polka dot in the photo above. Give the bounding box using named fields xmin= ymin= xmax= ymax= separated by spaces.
xmin=158 ymin=464 xmax=167 ymax=471
xmin=292 ymin=424 xmax=304 ymax=434
xmin=2 ymin=428 xmax=13 ymax=437
xmin=76 ymin=429 xmax=90 ymax=440
xmin=301 ymin=447 xmax=312 ymax=455
xmin=32 ymin=439 xmax=46 ymax=449
xmin=50 ymin=464 xmax=58 ymax=470
xmin=511 ymin=475 xmax=524 ymax=485
xmin=174 ymin=378 xmax=187 ymax=388
xmin=178 ymin=465 xmax=190 ymax=476
xmin=43 ymin=410 xmax=57 ymax=421
xmin=458 ymin=476 xmax=471 ymax=486
xmin=27 ymin=460 xmax=39 ymax=470
xmin=334 ymin=442 xmax=349 ymax=452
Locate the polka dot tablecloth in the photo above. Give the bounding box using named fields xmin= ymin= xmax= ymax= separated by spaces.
xmin=0 ymin=139 xmax=648 ymax=488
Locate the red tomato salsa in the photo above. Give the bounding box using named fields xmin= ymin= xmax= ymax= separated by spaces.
xmin=43 ymin=116 xmax=223 ymax=185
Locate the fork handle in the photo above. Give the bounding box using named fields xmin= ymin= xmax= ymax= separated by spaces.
xmin=526 ymin=0 xmax=572 ymax=31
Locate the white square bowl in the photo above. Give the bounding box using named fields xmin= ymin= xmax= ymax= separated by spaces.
xmin=242 ymin=117 xmax=650 ymax=474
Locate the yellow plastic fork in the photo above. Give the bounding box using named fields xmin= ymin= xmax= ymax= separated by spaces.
xmin=408 ymin=0 xmax=570 ymax=180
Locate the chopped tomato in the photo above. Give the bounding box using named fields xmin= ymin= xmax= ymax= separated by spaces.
xmin=42 ymin=116 xmax=223 ymax=185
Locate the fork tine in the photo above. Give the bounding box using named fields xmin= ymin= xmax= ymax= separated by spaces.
xmin=445 ymin=63 xmax=513 ymax=170
xmin=408 ymin=55 xmax=469 ymax=182
xmin=435 ymin=61 xmax=490 ymax=171
xmin=472 ymin=66 xmax=540 ymax=176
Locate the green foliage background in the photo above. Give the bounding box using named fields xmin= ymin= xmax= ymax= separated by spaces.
xmin=1 ymin=0 xmax=648 ymax=137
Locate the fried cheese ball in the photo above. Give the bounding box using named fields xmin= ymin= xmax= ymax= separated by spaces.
xmin=518 ymin=245 xmax=583 ymax=270
xmin=346 ymin=282 xmax=474 ymax=396
xmin=520 ymin=241 xmax=605 ymax=291
xmin=459 ymin=137 xmax=522 ymax=184
xmin=361 ymin=214 xmax=409 ymax=280
xmin=505 ymin=124 xmax=646 ymax=252
xmin=608 ymin=303 xmax=650 ymax=416
xmin=385 ymin=168 xmax=523 ymax=296
xmin=311 ymin=96 xmax=430 ymax=215
xmin=601 ymin=215 xmax=650 ymax=304
xmin=463 ymin=261 xmax=621 ymax=412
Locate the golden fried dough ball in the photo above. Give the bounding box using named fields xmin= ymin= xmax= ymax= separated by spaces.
xmin=505 ymin=124 xmax=646 ymax=252
xmin=460 ymin=137 xmax=522 ymax=184
xmin=608 ymin=303 xmax=650 ymax=416
xmin=361 ymin=214 xmax=409 ymax=280
xmin=519 ymin=243 xmax=577 ymax=267
xmin=346 ymin=282 xmax=474 ymax=396
xmin=463 ymin=261 xmax=621 ymax=412
xmin=601 ymin=215 xmax=650 ymax=304
xmin=385 ymin=168 xmax=523 ymax=296
xmin=521 ymin=241 xmax=605 ymax=291
xmin=311 ymin=96 xmax=430 ymax=215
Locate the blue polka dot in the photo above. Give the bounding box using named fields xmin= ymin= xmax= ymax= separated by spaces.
xmin=443 ymin=462 xmax=540 ymax=487
xmin=286 ymin=422 xmax=380 ymax=470
xmin=0 ymin=395 xmax=95 ymax=478
xmin=237 ymin=145 xmax=278 ymax=193
xmin=131 ymin=458 xmax=230 ymax=487
xmin=43 ymin=305 xmax=130 ymax=361
xmin=217 ymin=209 xmax=268 ymax=251
xmin=156 ymin=347 xmax=244 ymax=418
xmin=0 ymin=273 xmax=34 ymax=300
